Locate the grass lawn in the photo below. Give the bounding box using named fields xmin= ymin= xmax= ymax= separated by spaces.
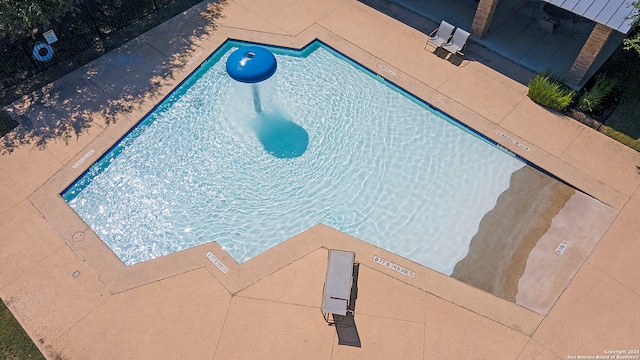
xmin=596 ymin=46 xmax=640 ymax=151
xmin=1 ymin=298 xmax=45 ymax=360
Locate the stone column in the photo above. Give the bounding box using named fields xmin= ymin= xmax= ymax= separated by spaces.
xmin=471 ymin=0 xmax=499 ymax=38
xmin=565 ymin=23 xmax=614 ymax=87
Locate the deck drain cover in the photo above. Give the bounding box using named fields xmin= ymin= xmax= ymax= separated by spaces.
xmin=72 ymin=271 xmax=80 ymax=278
xmin=72 ymin=232 xmax=84 ymax=242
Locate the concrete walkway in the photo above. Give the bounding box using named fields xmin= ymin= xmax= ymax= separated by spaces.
xmin=1 ymin=0 xmax=639 ymax=359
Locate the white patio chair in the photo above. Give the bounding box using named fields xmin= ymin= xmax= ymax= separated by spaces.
xmin=321 ymin=249 xmax=355 ymax=325
xmin=442 ymin=28 xmax=470 ymax=62
xmin=425 ymin=20 xmax=455 ymax=50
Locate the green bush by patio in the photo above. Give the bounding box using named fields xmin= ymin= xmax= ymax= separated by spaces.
xmin=528 ymin=73 xmax=575 ymax=111
xmin=577 ymin=74 xmax=617 ymax=113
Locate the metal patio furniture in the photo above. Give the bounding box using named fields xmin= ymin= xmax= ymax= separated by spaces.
xmin=321 ymin=249 xmax=356 ymax=325
xmin=442 ymin=27 xmax=470 ymax=62
xmin=425 ymin=20 xmax=455 ymax=50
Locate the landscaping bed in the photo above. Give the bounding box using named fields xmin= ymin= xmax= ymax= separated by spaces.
xmin=528 ymin=44 xmax=640 ymax=151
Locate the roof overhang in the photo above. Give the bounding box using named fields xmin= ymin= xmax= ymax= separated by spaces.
xmin=543 ymin=0 xmax=638 ymax=33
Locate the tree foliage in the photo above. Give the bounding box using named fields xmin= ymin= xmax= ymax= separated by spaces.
xmin=623 ymin=1 xmax=640 ymax=56
xmin=0 ymin=0 xmax=81 ymax=38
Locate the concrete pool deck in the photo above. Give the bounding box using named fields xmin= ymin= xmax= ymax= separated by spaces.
xmin=1 ymin=0 xmax=639 ymax=358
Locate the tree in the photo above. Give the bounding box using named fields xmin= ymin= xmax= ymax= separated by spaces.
xmin=623 ymin=1 xmax=640 ymax=56
xmin=0 ymin=0 xmax=81 ymax=38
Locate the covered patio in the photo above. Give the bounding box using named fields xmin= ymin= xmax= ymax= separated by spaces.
xmin=376 ymin=0 xmax=635 ymax=88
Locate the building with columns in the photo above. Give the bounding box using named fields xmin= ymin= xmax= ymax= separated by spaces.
xmin=387 ymin=0 xmax=637 ymax=89
xmin=471 ymin=0 xmax=636 ymax=88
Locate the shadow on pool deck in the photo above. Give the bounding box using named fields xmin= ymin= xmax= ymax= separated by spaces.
xmin=0 ymin=1 xmax=229 ymax=156
xmin=334 ymin=263 xmax=361 ymax=347
xmin=358 ymin=0 xmax=537 ymax=86
xmin=335 ymin=313 xmax=361 ymax=347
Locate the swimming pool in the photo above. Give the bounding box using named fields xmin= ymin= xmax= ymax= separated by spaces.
xmin=62 ymin=40 xmax=526 ymax=274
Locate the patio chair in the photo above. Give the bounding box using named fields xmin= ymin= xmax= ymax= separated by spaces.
xmin=442 ymin=28 xmax=470 ymax=62
xmin=539 ymin=17 xmax=560 ymax=33
xmin=425 ymin=20 xmax=455 ymax=50
xmin=321 ymin=249 xmax=356 ymax=325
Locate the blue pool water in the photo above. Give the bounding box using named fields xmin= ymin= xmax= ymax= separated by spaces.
xmin=63 ymin=41 xmax=525 ymax=273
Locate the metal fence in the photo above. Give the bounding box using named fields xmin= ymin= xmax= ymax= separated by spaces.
xmin=0 ymin=0 xmax=179 ymax=90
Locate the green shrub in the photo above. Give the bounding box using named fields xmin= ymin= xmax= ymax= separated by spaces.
xmin=527 ymin=73 xmax=575 ymax=111
xmin=576 ymin=74 xmax=618 ymax=113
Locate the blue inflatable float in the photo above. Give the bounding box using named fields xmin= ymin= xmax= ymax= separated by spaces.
xmin=225 ymin=45 xmax=308 ymax=159
xmin=225 ymin=46 xmax=277 ymax=83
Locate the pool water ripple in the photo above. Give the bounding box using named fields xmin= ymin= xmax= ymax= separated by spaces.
xmin=64 ymin=43 xmax=524 ymax=273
